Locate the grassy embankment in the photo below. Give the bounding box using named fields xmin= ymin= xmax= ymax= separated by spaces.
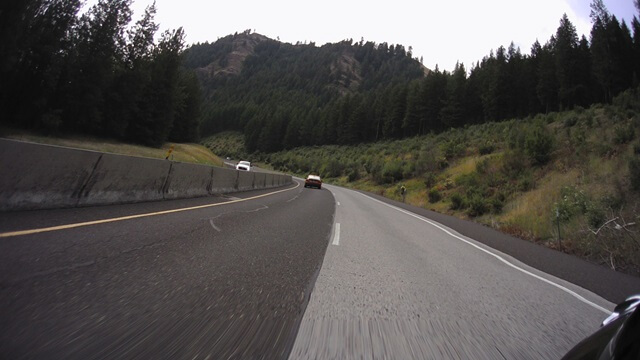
xmin=203 ymin=89 xmax=640 ymax=275
xmin=1 ymin=130 xmax=223 ymax=167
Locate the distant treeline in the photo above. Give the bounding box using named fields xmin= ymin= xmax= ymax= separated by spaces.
xmin=187 ymin=0 xmax=640 ymax=153
xmin=0 ymin=0 xmax=201 ymax=146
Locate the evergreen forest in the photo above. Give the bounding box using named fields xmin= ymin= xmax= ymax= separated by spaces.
xmin=2 ymin=0 xmax=639 ymax=154
xmin=186 ymin=0 xmax=640 ymax=153
xmin=1 ymin=0 xmax=201 ymax=146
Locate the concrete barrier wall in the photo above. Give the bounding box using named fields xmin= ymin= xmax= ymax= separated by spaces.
xmin=0 ymin=139 xmax=292 ymax=211
xmin=210 ymin=167 xmax=238 ymax=194
xmin=254 ymin=172 xmax=266 ymax=189
xmin=0 ymin=140 xmax=102 ymax=211
xmin=77 ymin=153 xmax=171 ymax=206
xmin=163 ymin=162 xmax=213 ymax=200
xmin=237 ymin=171 xmax=255 ymax=191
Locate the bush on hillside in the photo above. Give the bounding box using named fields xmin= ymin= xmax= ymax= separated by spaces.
xmin=613 ymin=122 xmax=635 ymax=144
xmin=563 ymin=115 xmax=578 ymax=128
xmin=476 ymin=158 xmax=489 ymax=174
xmin=347 ymin=168 xmax=359 ymax=182
xmin=478 ymin=142 xmax=495 ymax=155
xmin=423 ymin=173 xmax=436 ymax=188
xmin=525 ymin=125 xmax=554 ymax=165
xmin=501 ymin=150 xmax=527 ymax=177
xmin=630 ymin=156 xmax=640 ymax=191
xmin=321 ymin=158 xmax=344 ymax=178
xmin=612 ymin=87 xmax=640 ymax=112
xmin=450 ymin=193 xmax=465 ymax=210
xmin=518 ymin=172 xmax=535 ymax=191
xmin=381 ymin=160 xmax=403 ymax=184
xmin=428 ymin=187 xmax=442 ymax=203
xmin=467 ymin=194 xmax=488 ymax=217
xmin=490 ymin=197 xmax=505 ymax=214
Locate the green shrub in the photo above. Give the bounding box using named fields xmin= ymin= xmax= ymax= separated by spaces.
xmin=490 ymin=197 xmax=505 ymax=214
xmin=428 ymin=187 xmax=442 ymax=203
xmin=415 ymin=150 xmax=437 ymax=173
xmin=586 ymin=203 xmax=606 ymax=229
xmin=450 ymin=193 xmax=465 ymax=210
xmin=525 ymin=125 xmax=554 ymax=165
xmin=367 ymin=158 xmax=384 ymax=182
xmin=613 ymin=122 xmax=635 ymax=144
xmin=402 ymin=162 xmax=415 ymax=179
xmin=440 ymin=140 xmax=464 ymax=159
xmin=630 ymin=156 xmax=640 ymax=191
xmin=612 ymin=87 xmax=640 ymax=112
xmin=563 ymin=115 xmax=578 ymax=128
xmin=437 ymin=157 xmax=449 ymax=169
xmin=347 ymin=168 xmax=359 ymax=182
xmin=455 ymin=172 xmax=480 ymax=188
xmin=554 ymin=186 xmax=589 ymax=222
xmin=518 ymin=172 xmax=535 ymax=191
xmin=381 ymin=160 xmax=403 ymax=184
xmin=467 ymin=194 xmax=488 ymax=217
xmin=478 ymin=142 xmax=495 ymax=155
xmin=508 ymin=125 xmax=527 ymax=150
xmin=501 ymin=150 xmax=527 ymax=177
xmin=423 ymin=173 xmax=436 ymax=188
xmin=322 ymin=158 xmax=344 ymax=178
xmin=476 ymin=158 xmax=489 ymax=174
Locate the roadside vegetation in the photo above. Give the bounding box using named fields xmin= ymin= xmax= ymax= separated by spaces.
xmin=240 ymin=89 xmax=640 ymax=276
xmin=201 ymin=131 xmax=249 ymax=160
xmin=1 ymin=129 xmax=222 ymax=167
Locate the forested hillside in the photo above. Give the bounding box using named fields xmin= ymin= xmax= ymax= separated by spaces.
xmin=235 ymin=88 xmax=640 ymax=275
xmin=0 ymin=0 xmax=201 ymax=147
xmin=3 ymin=0 xmax=639 ymax=156
xmin=183 ymin=31 xmax=427 ymax=151
xmin=190 ymin=1 xmax=640 ymax=154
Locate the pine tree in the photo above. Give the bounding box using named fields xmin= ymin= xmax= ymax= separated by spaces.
xmin=536 ymin=39 xmax=558 ymax=113
xmin=63 ymin=0 xmax=132 ymax=133
xmin=440 ymin=62 xmax=466 ymax=128
xmin=0 ymin=0 xmax=82 ymax=130
xmin=402 ymin=81 xmax=421 ymax=137
xmin=555 ymin=14 xmax=579 ymax=110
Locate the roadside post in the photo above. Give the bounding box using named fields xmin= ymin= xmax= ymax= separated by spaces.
xmin=556 ymin=208 xmax=562 ymax=249
xmin=165 ymin=145 xmax=174 ymax=160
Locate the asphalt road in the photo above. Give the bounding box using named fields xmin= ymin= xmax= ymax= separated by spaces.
xmin=2 ymin=179 xmax=639 ymax=359
xmin=289 ymin=183 xmax=625 ymax=359
xmin=0 ymin=181 xmax=334 ymax=359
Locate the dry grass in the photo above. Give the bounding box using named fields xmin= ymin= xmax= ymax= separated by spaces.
xmin=498 ymin=169 xmax=580 ymax=240
xmin=441 ymin=155 xmax=483 ymax=179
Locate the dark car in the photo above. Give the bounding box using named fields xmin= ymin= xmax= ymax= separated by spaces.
xmin=304 ymin=175 xmax=322 ymax=189
xmin=562 ymin=295 xmax=640 ymax=360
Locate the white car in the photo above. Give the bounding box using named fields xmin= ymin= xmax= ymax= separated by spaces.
xmin=236 ymin=161 xmax=251 ymax=171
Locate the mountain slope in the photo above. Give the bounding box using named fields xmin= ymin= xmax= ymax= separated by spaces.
xmin=230 ymin=89 xmax=640 ymax=276
xmin=183 ymin=32 xmax=428 ymax=151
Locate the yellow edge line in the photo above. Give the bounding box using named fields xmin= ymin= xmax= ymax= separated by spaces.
xmin=0 ymin=181 xmax=300 ymax=238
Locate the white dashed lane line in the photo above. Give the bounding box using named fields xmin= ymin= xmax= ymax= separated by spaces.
xmin=332 ymin=223 xmax=341 ymax=246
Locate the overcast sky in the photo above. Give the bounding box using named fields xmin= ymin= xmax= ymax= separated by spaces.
xmin=121 ymin=0 xmax=638 ymax=72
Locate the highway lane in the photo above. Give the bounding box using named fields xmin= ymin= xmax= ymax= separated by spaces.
xmin=0 ymin=180 xmax=335 ymax=359
xmin=290 ymin=183 xmax=617 ymax=359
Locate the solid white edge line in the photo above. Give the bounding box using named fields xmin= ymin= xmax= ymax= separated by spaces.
xmin=357 ymin=192 xmax=612 ymax=315
xmin=332 ymin=223 xmax=341 ymax=246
